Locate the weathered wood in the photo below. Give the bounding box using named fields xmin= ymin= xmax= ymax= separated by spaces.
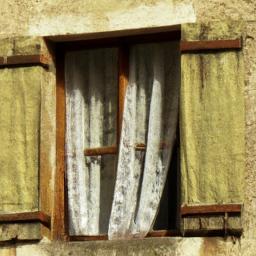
xmin=55 ymin=48 xmax=66 ymax=239
xmin=0 ymin=54 xmax=52 ymax=67
xmin=180 ymin=39 xmax=241 ymax=52
xmin=0 ymin=67 xmax=41 ymax=214
xmin=0 ymin=223 xmax=42 ymax=241
xmin=0 ymin=211 xmax=51 ymax=228
xmin=180 ymin=22 xmax=245 ymax=207
xmin=39 ymin=38 xmax=56 ymax=240
xmin=181 ymin=204 xmax=242 ymax=215
xmin=84 ymin=146 xmax=117 ymax=156
xmin=181 ymin=214 xmax=243 ymax=237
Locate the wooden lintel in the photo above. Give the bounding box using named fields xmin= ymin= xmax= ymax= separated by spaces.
xmin=180 ymin=39 xmax=241 ymax=52
xmin=0 ymin=211 xmax=51 ymax=228
xmin=84 ymin=146 xmax=117 ymax=156
xmin=0 ymin=54 xmax=52 ymax=67
xmin=181 ymin=204 xmax=242 ymax=216
xmin=0 ymin=57 xmax=4 ymax=65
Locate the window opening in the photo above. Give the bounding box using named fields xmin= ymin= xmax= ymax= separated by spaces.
xmin=57 ymin=31 xmax=181 ymax=240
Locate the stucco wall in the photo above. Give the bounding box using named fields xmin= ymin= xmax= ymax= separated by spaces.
xmin=0 ymin=0 xmax=256 ymax=255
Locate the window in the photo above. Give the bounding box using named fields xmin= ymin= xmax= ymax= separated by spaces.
xmin=56 ymin=31 xmax=181 ymax=240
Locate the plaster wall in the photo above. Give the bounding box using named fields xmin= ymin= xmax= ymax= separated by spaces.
xmin=0 ymin=0 xmax=256 ymax=255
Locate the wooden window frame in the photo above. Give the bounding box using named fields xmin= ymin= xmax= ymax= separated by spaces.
xmin=55 ymin=30 xmax=182 ymax=241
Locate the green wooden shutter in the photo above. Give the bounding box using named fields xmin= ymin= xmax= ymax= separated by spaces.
xmin=0 ymin=37 xmax=52 ymax=241
xmin=180 ymin=21 xmax=245 ymax=236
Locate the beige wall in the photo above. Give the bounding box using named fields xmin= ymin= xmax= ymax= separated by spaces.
xmin=0 ymin=0 xmax=256 ymax=255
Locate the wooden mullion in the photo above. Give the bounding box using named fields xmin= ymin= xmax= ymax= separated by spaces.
xmin=55 ymin=47 xmax=67 ymax=240
xmin=84 ymin=146 xmax=117 ymax=156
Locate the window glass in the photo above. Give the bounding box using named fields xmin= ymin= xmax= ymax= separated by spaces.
xmin=65 ymin=48 xmax=118 ymax=236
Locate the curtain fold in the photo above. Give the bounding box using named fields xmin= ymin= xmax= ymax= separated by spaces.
xmin=109 ymin=41 xmax=180 ymax=239
xmin=65 ymin=48 xmax=118 ymax=236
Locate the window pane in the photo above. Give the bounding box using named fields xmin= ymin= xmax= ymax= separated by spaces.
xmin=65 ymin=48 xmax=118 ymax=236
xmin=131 ymin=41 xmax=180 ymax=233
xmin=65 ymin=48 xmax=118 ymax=148
xmin=109 ymin=41 xmax=180 ymax=239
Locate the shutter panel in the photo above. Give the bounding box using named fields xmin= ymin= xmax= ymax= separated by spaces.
xmin=180 ymin=21 xmax=245 ymax=236
xmin=0 ymin=37 xmax=52 ymax=241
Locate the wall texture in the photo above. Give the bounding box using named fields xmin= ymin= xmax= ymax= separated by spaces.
xmin=0 ymin=0 xmax=255 ymax=255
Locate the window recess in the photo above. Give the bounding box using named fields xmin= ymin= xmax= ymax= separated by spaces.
xmin=56 ymin=31 xmax=181 ymax=241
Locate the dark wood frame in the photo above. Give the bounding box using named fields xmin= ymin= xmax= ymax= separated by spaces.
xmin=55 ymin=30 xmax=182 ymax=241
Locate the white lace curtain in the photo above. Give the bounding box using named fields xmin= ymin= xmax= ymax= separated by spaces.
xmin=65 ymin=41 xmax=180 ymax=238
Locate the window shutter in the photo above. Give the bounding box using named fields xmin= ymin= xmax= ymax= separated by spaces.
xmin=180 ymin=21 xmax=245 ymax=236
xmin=0 ymin=37 xmax=52 ymax=241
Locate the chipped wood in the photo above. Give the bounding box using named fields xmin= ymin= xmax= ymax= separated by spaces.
xmin=84 ymin=146 xmax=117 ymax=156
xmin=0 ymin=54 xmax=52 ymax=67
xmin=0 ymin=212 xmax=51 ymax=228
xmin=181 ymin=204 xmax=242 ymax=216
xmin=180 ymin=39 xmax=241 ymax=52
